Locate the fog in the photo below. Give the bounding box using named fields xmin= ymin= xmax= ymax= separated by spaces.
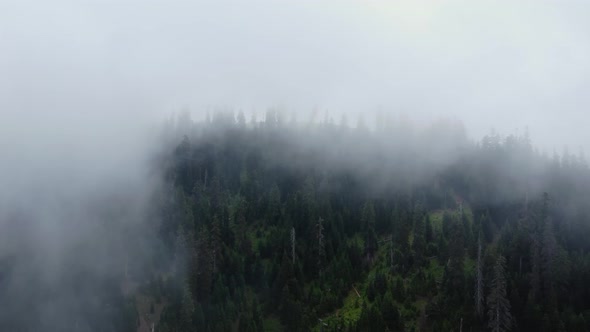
xmin=3 ymin=0 xmax=590 ymax=147
xmin=1 ymin=0 xmax=590 ymax=330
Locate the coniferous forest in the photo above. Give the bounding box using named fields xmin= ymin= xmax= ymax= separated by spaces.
xmin=2 ymin=111 xmax=590 ymax=332
xmin=4 ymin=2 xmax=590 ymax=332
xmin=0 ymin=111 xmax=590 ymax=332
xmin=141 ymin=111 xmax=590 ymax=331
xmin=5 ymin=1 xmax=590 ymax=331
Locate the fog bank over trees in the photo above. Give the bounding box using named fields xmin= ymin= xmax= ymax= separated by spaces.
xmin=2 ymin=0 xmax=590 ymax=330
xmin=3 ymin=0 xmax=590 ymax=150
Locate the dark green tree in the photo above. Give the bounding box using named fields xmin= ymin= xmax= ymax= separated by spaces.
xmin=487 ymin=255 xmax=512 ymax=332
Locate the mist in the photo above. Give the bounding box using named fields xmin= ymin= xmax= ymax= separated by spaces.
xmin=1 ymin=0 xmax=590 ymax=330
xmin=3 ymin=0 xmax=590 ymax=148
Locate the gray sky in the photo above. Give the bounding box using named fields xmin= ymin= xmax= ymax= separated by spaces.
xmin=1 ymin=0 xmax=590 ymax=154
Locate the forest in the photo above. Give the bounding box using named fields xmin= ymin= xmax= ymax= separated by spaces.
xmin=1 ymin=111 xmax=590 ymax=332
xmin=148 ymin=111 xmax=590 ymax=331
xmin=3 ymin=1 xmax=590 ymax=331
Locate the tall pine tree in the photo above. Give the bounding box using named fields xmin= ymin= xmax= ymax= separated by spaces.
xmin=487 ymin=255 xmax=512 ymax=332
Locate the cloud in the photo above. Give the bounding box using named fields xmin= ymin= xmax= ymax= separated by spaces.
xmin=1 ymin=0 xmax=589 ymax=232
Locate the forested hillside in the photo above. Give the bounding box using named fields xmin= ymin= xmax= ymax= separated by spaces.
xmin=144 ymin=112 xmax=590 ymax=331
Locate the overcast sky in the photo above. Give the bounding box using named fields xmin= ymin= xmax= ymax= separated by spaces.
xmin=1 ymin=0 xmax=590 ymax=155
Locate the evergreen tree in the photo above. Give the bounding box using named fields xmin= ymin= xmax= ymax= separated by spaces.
xmin=425 ymin=214 xmax=434 ymax=243
xmin=362 ymin=202 xmax=378 ymax=259
xmin=180 ymin=281 xmax=195 ymax=330
xmin=487 ymin=255 xmax=512 ymax=332
xmin=413 ymin=213 xmax=427 ymax=267
xmin=475 ymin=232 xmax=485 ymax=318
xmin=316 ymin=217 xmax=326 ymax=276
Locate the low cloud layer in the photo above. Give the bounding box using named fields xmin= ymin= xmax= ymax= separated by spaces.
xmin=2 ymin=0 xmax=590 ymax=151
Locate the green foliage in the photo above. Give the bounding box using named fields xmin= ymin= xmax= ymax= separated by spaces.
xmin=152 ymin=117 xmax=590 ymax=332
xmin=487 ymin=255 xmax=512 ymax=332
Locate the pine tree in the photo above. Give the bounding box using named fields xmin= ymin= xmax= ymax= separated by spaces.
xmin=195 ymin=228 xmax=213 ymax=302
xmin=316 ymin=217 xmax=325 ymax=276
xmin=441 ymin=216 xmax=465 ymax=305
xmin=180 ymin=281 xmax=195 ymax=330
xmin=211 ymin=216 xmax=221 ymax=274
xmin=541 ymin=218 xmax=558 ymax=309
xmin=361 ymin=201 xmax=375 ymax=230
xmin=390 ymin=234 xmax=395 ymax=271
xmin=530 ymin=193 xmax=550 ymax=304
xmin=393 ymin=203 xmax=410 ymax=253
xmin=290 ymin=227 xmax=296 ymax=265
xmin=413 ymin=213 xmax=426 ymax=266
xmin=529 ymin=235 xmax=542 ymax=303
xmin=174 ymin=225 xmax=188 ymax=277
xmin=267 ymin=183 xmax=281 ymax=224
xmin=475 ymin=232 xmax=485 ymax=318
xmin=425 ymin=214 xmax=434 ymax=243
xmin=487 ymin=255 xmax=512 ymax=332
xmin=363 ymin=202 xmax=378 ymax=259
